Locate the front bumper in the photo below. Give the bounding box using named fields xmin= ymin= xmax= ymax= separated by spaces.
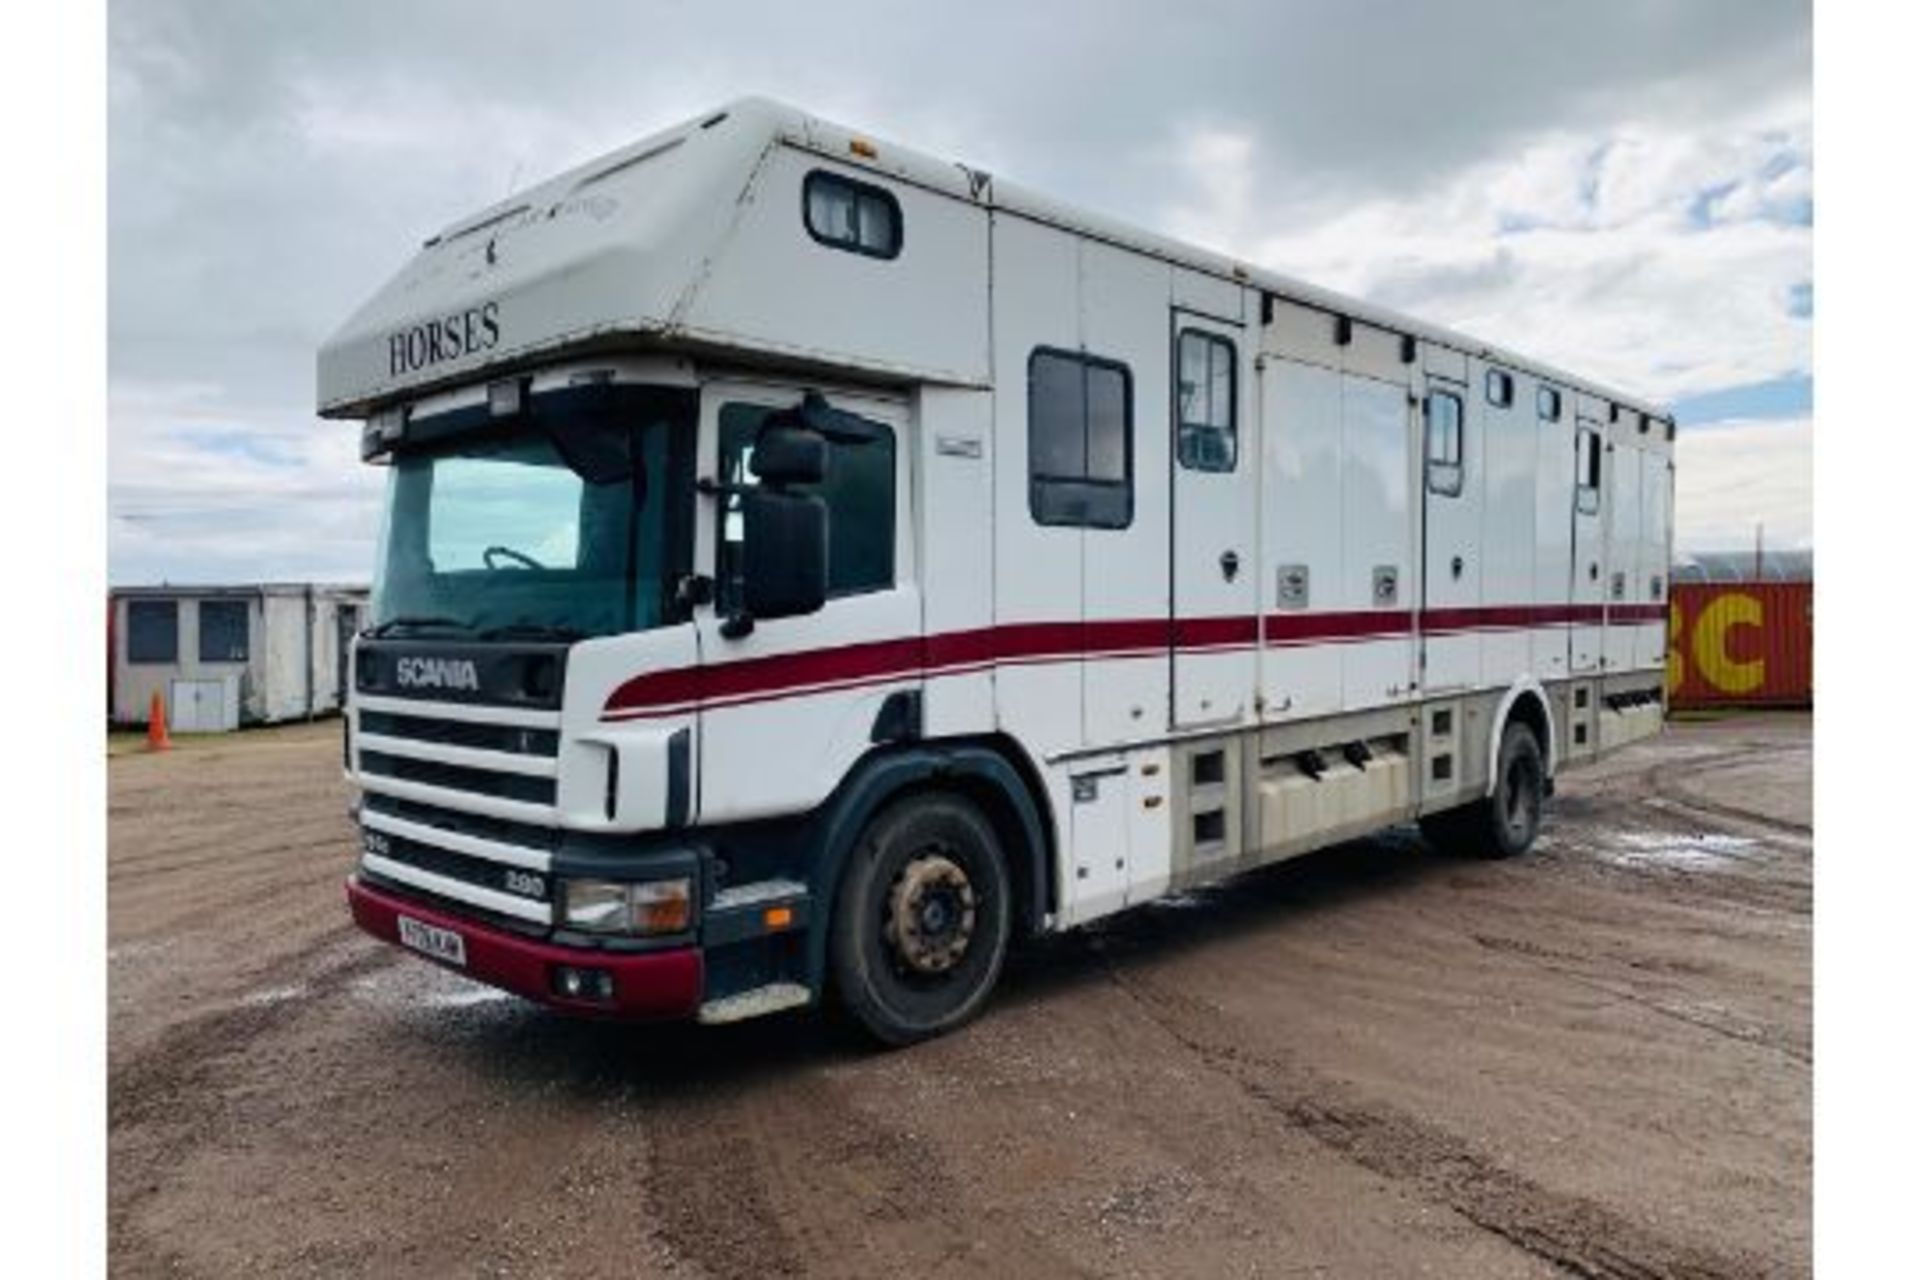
xmin=346 ymin=875 xmax=704 ymax=1020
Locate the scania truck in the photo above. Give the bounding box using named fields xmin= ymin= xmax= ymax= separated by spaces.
xmin=321 ymin=99 xmax=1672 ymax=1044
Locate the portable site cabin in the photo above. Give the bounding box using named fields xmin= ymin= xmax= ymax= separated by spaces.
xmin=109 ymin=584 xmax=369 ymax=730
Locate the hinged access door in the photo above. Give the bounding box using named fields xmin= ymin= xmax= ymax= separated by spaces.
xmin=1420 ymin=355 xmax=1480 ymax=693
xmin=1170 ymin=310 xmax=1258 ymax=728
xmin=1570 ymin=416 xmax=1607 ymax=673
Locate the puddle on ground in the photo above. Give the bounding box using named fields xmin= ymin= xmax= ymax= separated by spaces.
xmin=353 ymin=961 xmax=515 ymax=1013
xmin=1600 ymin=831 xmax=1758 ymax=871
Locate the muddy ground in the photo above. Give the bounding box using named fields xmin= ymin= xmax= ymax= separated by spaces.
xmin=109 ymin=714 xmax=1810 ymax=1278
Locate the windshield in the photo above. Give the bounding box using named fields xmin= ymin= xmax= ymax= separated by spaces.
xmin=370 ymin=387 xmax=692 ymax=640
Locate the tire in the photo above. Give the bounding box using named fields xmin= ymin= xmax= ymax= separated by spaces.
xmin=829 ymin=793 xmax=1013 ymax=1046
xmin=1419 ymin=722 xmax=1545 ymax=860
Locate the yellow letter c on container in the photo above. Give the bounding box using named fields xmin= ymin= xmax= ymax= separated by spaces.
xmin=1692 ymin=592 xmax=1765 ymax=695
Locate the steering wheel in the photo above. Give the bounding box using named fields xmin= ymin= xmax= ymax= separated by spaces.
xmin=483 ymin=545 xmax=545 ymax=571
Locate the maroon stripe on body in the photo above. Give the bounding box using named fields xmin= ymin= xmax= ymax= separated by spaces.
xmin=1173 ymin=615 xmax=1260 ymax=648
xmin=601 ymin=603 xmax=1666 ymax=719
xmin=1263 ymin=610 xmax=1413 ymax=644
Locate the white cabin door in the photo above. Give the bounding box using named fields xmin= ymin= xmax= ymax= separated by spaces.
xmin=1570 ymin=417 xmax=1606 ymax=673
xmin=1170 ymin=311 xmax=1258 ymax=729
xmin=1420 ymin=367 xmax=1481 ymax=693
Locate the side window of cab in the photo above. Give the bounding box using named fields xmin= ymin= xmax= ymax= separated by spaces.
xmin=715 ymin=401 xmax=896 ymax=613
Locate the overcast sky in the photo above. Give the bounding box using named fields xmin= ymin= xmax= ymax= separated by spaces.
xmin=108 ymin=0 xmax=1812 ymax=585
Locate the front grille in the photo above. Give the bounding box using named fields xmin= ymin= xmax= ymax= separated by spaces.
xmin=358 ymin=866 xmax=550 ymax=938
xmin=363 ymin=828 xmax=551 ymax=904
xmin=363 ymin=792 xmax=559 ymax=852
xmin=360 ymin=749 xmax=556 ymax=806
xmin=359 ymin=709 xmax=559 ymax=757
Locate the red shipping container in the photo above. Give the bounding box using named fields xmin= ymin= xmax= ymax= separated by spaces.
xmin=1667 ymin=582 xmax=1812 ymax=708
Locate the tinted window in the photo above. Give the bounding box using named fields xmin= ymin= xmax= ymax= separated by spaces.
xmin=1176 ymin=330 xmax=1237 ymax=472
xmin=198 ymin=600 xmax=249 ymax=663
xmin=1575 ymin=428 xmax=1602 ymax=514
xmin=1028 ymin=348 xmax=1133 ymax=529
xmin=1537 ymin=386 xmax=1562 ymax=421
xmin=1426 ymin=390 xmax=1464 ymax=497
xmin=803 ymin=171 xmax=902 ymax=259
xmin=126 ymin=600 xmax=178 ymax=664
xmin=1486 ymin=369 xmax=1513 ymax=408
xmin=716 ymin=400 xmax=895 ymax=611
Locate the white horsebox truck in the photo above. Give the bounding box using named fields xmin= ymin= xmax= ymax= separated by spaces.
xmin=320 ymin=98 xmax=1672 ymax=1044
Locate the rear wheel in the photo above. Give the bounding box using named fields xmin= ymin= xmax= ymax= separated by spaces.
xmin=1420 ymin=722 xmax=1545 ymax=859
xmin=829 ymin=793 xmax=1012 ymax=1046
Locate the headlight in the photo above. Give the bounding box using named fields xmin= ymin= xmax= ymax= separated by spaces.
xmin=562 ymin=877 xmax=692 ymax=936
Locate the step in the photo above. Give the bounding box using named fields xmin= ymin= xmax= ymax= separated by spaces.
xmin=697 ymin=981 xmax=813 ymax=1025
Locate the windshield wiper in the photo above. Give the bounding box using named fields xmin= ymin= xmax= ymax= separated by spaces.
xmin=364 ymin=614 xmax=471 ymax=638
xmin=476 ymin=622 xmax=587 ymax=642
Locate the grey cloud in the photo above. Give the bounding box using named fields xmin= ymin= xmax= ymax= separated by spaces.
xmin=109 ymin=0 xmax=1809 ymax=581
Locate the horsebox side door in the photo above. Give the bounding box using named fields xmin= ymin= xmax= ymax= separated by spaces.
xmin=1169 ymin=310 xmax=1258 ymax=729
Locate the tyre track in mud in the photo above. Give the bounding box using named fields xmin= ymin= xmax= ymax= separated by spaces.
xmin=643 ymin=1043 xmax=1091 ymax=1279
xmin=1586 ymin=739 xmax=1812 ymax=840
xmin=109 ymin=930 xmax=397 ymax=1272
xmin=1096 ymin=958 xmax=1773 ymax=1280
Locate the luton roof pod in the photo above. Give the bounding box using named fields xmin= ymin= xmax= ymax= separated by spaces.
xmin=315 ymin=96 xmax=1669 ymax=429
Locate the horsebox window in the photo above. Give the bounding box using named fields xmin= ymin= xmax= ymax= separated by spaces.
xmin=1575 ymin=428 xmax=1603 ymax=514
xmin=126 ymin=600 xmax=178 ymax=665
xmin=1176 ymin=329 xmax=1238 ymax=472
xmin=802 ymin=170 xmax=902 ymax=259
xmin=1028 ymin=348 xmax=1134 ymax=529
xmin=1486 ymin=368 xmax=1514 ymax=408
xmin=1425 ymin=389 xmax=1464 ymax=497
xmin=1538 ymin=386 xmax=1562 ymax=421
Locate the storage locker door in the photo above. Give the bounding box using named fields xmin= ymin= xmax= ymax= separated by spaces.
xmin=1636 ymin=450 xmax=1673 ymax=672
xmin=1604 ymin=436 xmax=1643 ymax=673
xmin=1171 ymin=310 xmax=1258 ymax=728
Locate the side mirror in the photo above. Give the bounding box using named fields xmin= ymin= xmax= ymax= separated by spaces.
xmin=727 ymin=488 xmax=827 ymax=633
xmin=750 ymin=423 xmax=827 ymax=487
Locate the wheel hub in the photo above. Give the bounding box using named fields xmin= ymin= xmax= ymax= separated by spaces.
xmin=885 ymin=853 xmax=977 ymax=975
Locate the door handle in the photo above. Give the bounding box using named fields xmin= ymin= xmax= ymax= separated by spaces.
xmin=1220 ymin=550 xmax=1240 ymax=582
xmin=1450 ymin=555 xmax=1465 ymax=580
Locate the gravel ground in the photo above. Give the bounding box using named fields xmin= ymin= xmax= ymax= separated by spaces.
xmin=109 ymin=713 xmax=1810 ymax=1278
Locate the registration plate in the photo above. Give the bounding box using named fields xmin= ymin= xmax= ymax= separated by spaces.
xmin=397 ymin=915 xmax=467 ymax=967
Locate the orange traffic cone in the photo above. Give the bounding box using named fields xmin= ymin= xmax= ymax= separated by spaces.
xmin=146 ymin=690 xmax=172 ymax=752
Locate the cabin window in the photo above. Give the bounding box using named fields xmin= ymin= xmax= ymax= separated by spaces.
xmin=126 ymin=600 xmax=178 ymax=664
xmin=198 ymin=600 xmax=250 ymax=663
xmin=1575 ymin=427 xmax=1602 ymax=514
xmin=1176 ymin=330 xmax=1237 ymax=472
xmin=1486 ymin=368 xmax=1514 ymax=408
xmin=1425 ymin=389 xmax=1464 ymax=497
xmin=716 ymin=400 xmax=896 ymax=612
xmin=802 ymin=170 xmax=902 ymax=259
xmin=1028 ymin=348 xmax=1134 ymax=529
xmin=1537 ymin=386 xmax=1562 ymax=421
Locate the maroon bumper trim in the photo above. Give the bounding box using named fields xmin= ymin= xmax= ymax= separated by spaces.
xmin=346 ymin=876 xmax=704 ymax=1020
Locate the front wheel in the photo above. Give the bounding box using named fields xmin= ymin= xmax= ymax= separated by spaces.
xmin=1420 ymin=722 xmax=1545 ymax=859
xmin=829 ymin=793 xmax=1012 ymax=1046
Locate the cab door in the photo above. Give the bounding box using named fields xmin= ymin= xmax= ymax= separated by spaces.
xmin=691 ymin=379 xmax=920 ymax=824
xmin=1170 ymin=312 xmax=1258 ymax=728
